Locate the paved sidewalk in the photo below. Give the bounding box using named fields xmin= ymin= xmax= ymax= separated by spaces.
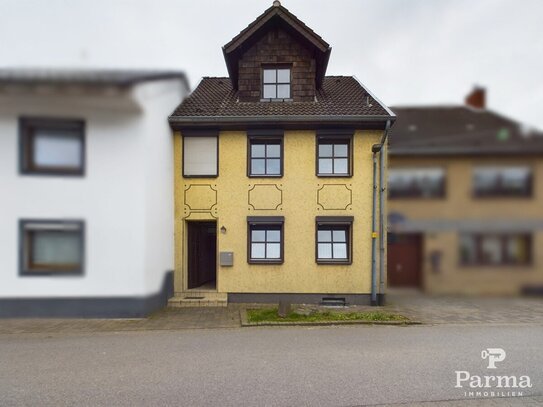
xmin=0 ymin=305 xmax=243 ymax=335
xmin=1 ymin=295 xmax=542 ymax=334
xmin=385 ymin=292 xmax=543 ymax=325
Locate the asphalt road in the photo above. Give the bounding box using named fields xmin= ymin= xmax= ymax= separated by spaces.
xmin=0 ymin=324 xmax=541 ymax=406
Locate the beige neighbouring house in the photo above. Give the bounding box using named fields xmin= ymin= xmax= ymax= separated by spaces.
xmin=387 ymin=87 xmax=543 ymax=295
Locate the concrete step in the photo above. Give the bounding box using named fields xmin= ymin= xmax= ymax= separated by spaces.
xmin=168 ymin=292 xmax=228 ymax=308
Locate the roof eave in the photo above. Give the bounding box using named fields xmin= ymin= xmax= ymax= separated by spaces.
xmin=222 ymin=47 xmax=240 ymax=90
xmin=316 ymin=48 xmax=332 ymax=88
xmin=168 ymin=114 xmax=395 ymax=130
xmin=389 ymin=147 xmax=543 ymax=156
xmin=0 ymin=72 xmax=189 ymax=89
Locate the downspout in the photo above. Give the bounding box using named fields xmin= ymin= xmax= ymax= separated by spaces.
xmin=370 ymin=144 xmax=381 ymax=306
xmin=378 ymin=120 xmax=392 ymax=305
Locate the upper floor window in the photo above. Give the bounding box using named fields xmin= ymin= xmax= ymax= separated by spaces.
xmin=262 ymin=67 xmax=291 ymax=100
xmin=19 ymin=219 xmax=85 ymax=276
xmin=459 ymin=233 xmax=531 ymax=266
xmin=248 ymin=135 xmax=283 ymax=177
xmin=388 ymin=168 xmax=445 ymax=199
xmin=183 ymin=134 xmax=218 ymax=177
xmin=19 ymin=117 xmax=85 ymax=176
xmin=473 ymin=166 xmax=532 ymax=197
xmin=316 ymin=137 xmax=352 ymax=177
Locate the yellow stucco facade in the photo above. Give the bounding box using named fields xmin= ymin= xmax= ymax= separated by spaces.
xmin=388 ymin=156 xmax=543 ymax=295
xmin=174 ymin=130 xmax=385 ymax=296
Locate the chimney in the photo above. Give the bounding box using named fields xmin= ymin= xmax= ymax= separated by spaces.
xmin=465 ymin=86 xmax=486 ymax=109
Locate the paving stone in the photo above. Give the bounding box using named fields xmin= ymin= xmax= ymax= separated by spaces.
xmin=385 ymin=293 xmax=543 ymax=325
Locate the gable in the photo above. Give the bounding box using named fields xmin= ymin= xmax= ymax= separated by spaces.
xmin=222 ymin=2 xmax=331 ymax=90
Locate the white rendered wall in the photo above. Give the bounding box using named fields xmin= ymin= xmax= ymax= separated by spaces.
xmin=0 ymin=80 xmax=186 ymax=298
xmin=136 ymin=79 xmax=188 ymax=296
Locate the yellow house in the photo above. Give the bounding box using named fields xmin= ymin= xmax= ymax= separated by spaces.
xmin=168 ymin=2 xmax=394 ymax=306
xmin=388 ymin=87 xmax=543 ymax=296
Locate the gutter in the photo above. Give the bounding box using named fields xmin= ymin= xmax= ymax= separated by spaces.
xmin=370 ymin=143 xmax=380 ymax=306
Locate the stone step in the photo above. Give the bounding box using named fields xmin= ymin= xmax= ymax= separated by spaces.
xmin=168 ymin=292 xmax=228 ymax=308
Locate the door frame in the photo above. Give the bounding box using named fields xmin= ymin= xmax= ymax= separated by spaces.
xmin=184 ymin=219 xmax=218 ymax=292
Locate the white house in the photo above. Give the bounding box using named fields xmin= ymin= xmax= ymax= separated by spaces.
xmin=0 ymin=69 xmax=189 ymax=317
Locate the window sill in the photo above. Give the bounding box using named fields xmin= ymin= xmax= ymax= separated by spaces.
xmin=183 ymin=174 xmax=219 ymax=179
xmin=248 ymin=174 xmax=283 ymax=178
xmin=260 ymin=98 xmax=293 ymax=102
xmin=21 ymin=169 xmax=85 ymax=177
xmin=388 ymin=195 xmax=446 ymax=200
xmin=317 ymin=174 xmax=352 ymax=178
xmin=20 ymin=270 xmax=84 ymax=277
xmin=472 ymin=194 xmax=533 ymax=199
xmin=316 ymin=260 xmax=352 ymax=265
xmin=458 ymin=263 xmax=532 ymax=269
xmin=248 ymin=260 xmax=284 ymax=265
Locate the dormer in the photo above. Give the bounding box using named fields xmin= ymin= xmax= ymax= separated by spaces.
xmin=222 ymin=1 xmax=331 ymax=102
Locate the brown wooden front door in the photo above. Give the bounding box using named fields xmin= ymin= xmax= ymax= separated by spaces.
xmin=387 ymin=233 xmax=422 ymax=288
xmin=187 ymin=221 xmax=217 ymax=290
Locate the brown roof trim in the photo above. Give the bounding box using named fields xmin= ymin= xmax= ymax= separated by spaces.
xmin=169 ymin=114 xmax=393 ymax=123
xmin=223 ymin=4 xmax=329 ymax=54
xmin=169 ymin=115 xmax=393 ymax=131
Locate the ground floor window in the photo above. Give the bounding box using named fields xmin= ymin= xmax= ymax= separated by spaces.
xmin=316 ymin=216 xmax=353 ymax=264
xmin=19 ymin=220 xmax=84 ymax=276
xmin=247 ymin=216 xmax=284 ymax=264
xmin=459 ymin=233 xmax=531 ymax=266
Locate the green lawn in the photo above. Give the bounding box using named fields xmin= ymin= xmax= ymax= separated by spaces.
xmin=247 ymin=308 xmax=410 ymax=323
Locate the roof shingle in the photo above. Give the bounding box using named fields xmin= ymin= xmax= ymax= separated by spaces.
xmin=170 ymin=76 xmax=392 ymax=121
xmin=389 ymin=106 xmax=543 ymax=155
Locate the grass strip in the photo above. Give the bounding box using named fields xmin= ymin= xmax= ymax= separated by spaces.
xmin=247 ymin=308 xmax=409 ymax=323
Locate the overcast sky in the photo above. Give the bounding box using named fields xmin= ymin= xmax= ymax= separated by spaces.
xmin=1 ymin=0 xmax=542 ymax=129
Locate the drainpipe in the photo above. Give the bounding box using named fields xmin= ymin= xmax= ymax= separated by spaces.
xmin=378 ymin=120 xmax=392 ymax=305
xmin=370 ymin=144 xmax=381 ymax=306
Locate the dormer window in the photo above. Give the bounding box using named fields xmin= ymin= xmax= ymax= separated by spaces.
xmin=262 ymin=67 xmax=291 ymax=100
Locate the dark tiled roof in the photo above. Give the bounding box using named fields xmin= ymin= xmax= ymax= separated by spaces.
xmin=0 ymin=68 xmax=188 ymax=88
xmin=170 ymin=76 xmax=392 ymax=123
xmin=389 ymin=106 xmax=543 ymax=155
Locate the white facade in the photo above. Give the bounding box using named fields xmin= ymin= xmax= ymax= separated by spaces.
xmin=0 ymin=77 xmax=188 ymax=303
